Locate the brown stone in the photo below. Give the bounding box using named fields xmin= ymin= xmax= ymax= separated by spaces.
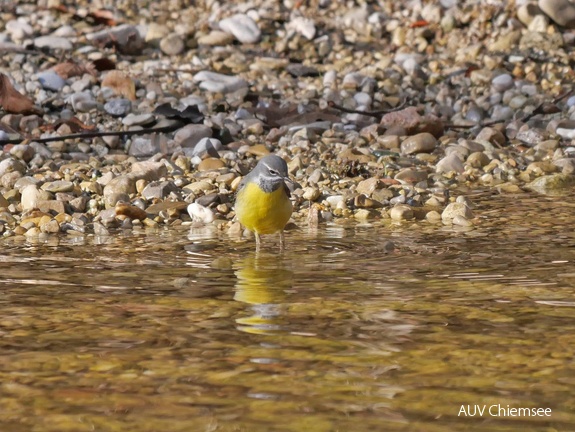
xmin=198 ymin=158 xmax=226 ymax=171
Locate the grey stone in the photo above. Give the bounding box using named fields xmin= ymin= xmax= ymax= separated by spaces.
xmin=184 ymin=137 xmax=222 ymax=158
xmin=141 ymin=181 xmax=179 ymax=200
xmin=517 ymin=3 xmax=544 ymax=26
xmin=128 ymin=137 xmax=160 ymax=157
xmin=160 ymin=33 xmax=185 ymax=55
xmin=436 ymin=153 xmax=465 ymax=174
xmin=37 ymin=71 xmax=66 ymax=91
xmin=87 ymin=24 xmax=145 ymax=54
xmin=69 ymin=92 xmax=98 ymax=112
xmin=104 ymin=99 xmax=132 ymax=117
xmin=539 ymin=0 xmax=575 ymax=28
xmin=174 ymin=124 xmax=213 ymax=146
xmin=491 ymin=73 xmax=514 ymax=92
xmin=122 ymin=113 xmax=155 ymax=126
xmin=6 ymin=19 xmax=33 ymax=40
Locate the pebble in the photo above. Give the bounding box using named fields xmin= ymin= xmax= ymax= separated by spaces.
xmin=87 ymin=24 xmax=145 ymax=54
xmin=302 ymin=187 xmax=321 ymax=201
xmin=115 ymin=203 xmax=148 ymax=220
xmin=21 ymin=185 xmax=52 ymax=210
xmin=197 ymin=31 xmax=235 ymax=46
xmin=354 ymin=209 xmax=376 ymax=221
xmin=452 ymin=215 xmax=473 ymax=227
xmin=539 ymin=0 xmax=575 ymax=28
xmin=390 ymin=205 xmax=414 ymax=221
xmin=69 ymin=92 xmax=98 ymax=112
xmin=356 ymin=177 xmax=380 ymax=196
xmin=40 ymin=218 xmax=60 ymax=234
xmin=525 ymin=173 xmax=575 ymax=194
xmin=198 ymin=158 xmax=226 ymax=171
xmin=395 ymin=169 xmax=428 ymax=184
xmin=466 ymin=152 xmax=490 ymax=168
xmin=187 ymin=203 xmax=215 ymax=224
xmin=325 ymin=195 xmax=344 ymax=208
xmin=219 ymin=14 xmax=261 ymax=44
xmin=492 ymin=74 xmax=514 ymax=92
xmin=41 ymin=181 xmax=74 ymax=193
xmin=187 ymin=137 xmax=223 ymax=158
xmin=400 ymin=133 xmax=437 ymax=155
xmin=141 ymin=181 xmax=179 ymax=200
xmin=436 ymin=153 xmax=465 ymax=174
xmin=104 ymin=99 xmax=132 ymax=117
xmin=10 ymin=144 xmax=35 ymax=162
xmin=160 ymin=33 xmax=185 ymax=55
xmin=441 ymin=202 xmax=474 ymax=221
xmin=122 ymin=113 xmax=155 ymax=126
xmin=37 ymin=71 xmax=66 ymax=92
xmin=426 ymin=210 xmax=442 ymax=223
xmin=174 ymin=124 xmax=213 ymax=146
xmin=193 ymin=71 xmax=248 ymax=94
xmin=6 ymin=19 xmax=33 ymax=40
xmin=287 ymin=17 xmax=317 ymax=40
xmin=34 ymin=36 xmax=73 ymax=50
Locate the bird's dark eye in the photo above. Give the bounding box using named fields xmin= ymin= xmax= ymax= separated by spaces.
xmin=269 ymin=169 xmax=279 ymax=176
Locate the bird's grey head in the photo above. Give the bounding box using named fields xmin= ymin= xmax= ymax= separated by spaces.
xmin=252 ymin=155 xmax=292 ymax=193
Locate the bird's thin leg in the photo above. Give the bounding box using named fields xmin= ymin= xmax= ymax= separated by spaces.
xmin=279 ymin=231 xmax=285 ymax=252
xmin=255 ymin=232 xmax=261 ymax=252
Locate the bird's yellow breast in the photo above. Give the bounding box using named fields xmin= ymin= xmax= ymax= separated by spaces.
xmin=235 ymin=181 xmax=293 ymax=235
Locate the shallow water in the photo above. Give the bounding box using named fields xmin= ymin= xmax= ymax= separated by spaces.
xmin=1 ymin=191 xmax=575 ymax=432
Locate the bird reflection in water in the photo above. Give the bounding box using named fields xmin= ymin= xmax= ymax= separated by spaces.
xmin=233 ymin=253 xmax=293 ymax=335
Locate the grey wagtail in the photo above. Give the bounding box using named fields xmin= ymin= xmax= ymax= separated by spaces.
xmin=235 ymin=155 xmax=295 ymax=250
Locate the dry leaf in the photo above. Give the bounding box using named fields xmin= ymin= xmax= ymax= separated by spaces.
xmin=86 ymin=9 xmax=118 ymax=26
xmin=0 ymin=73 xmax=43 ymax=115
xmin=52 ymin=61 xmax=96 ymax=79
xmin=42 ymin=116 xmax=97 ymax=133
xmin=101 ymin=70 xmax=136 ymax=100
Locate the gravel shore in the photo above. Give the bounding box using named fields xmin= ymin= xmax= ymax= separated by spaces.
xmin=1 ymin=0 xmax=575 ymax=239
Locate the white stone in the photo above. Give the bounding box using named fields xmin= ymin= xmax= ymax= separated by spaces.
xmin=34 ymin=36 xmax=73 ymax=50
xmin=187 ymin=203 xmax=215 ymax=224
xmin=287 ymin=16 xmax=317 ymax=40
xmin=193 ymin=71 xmax=248 ymax=94
xmin=219 ymin=14 xmax=261 ymax=44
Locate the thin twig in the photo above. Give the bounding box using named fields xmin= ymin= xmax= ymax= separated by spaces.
xmin=326 ymin=99 xmax=408 ymax=118
xmin=0 ymin=122 xmax=183 ymax=146
xmin=446 ymin=89 xmax=574 ymax=131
